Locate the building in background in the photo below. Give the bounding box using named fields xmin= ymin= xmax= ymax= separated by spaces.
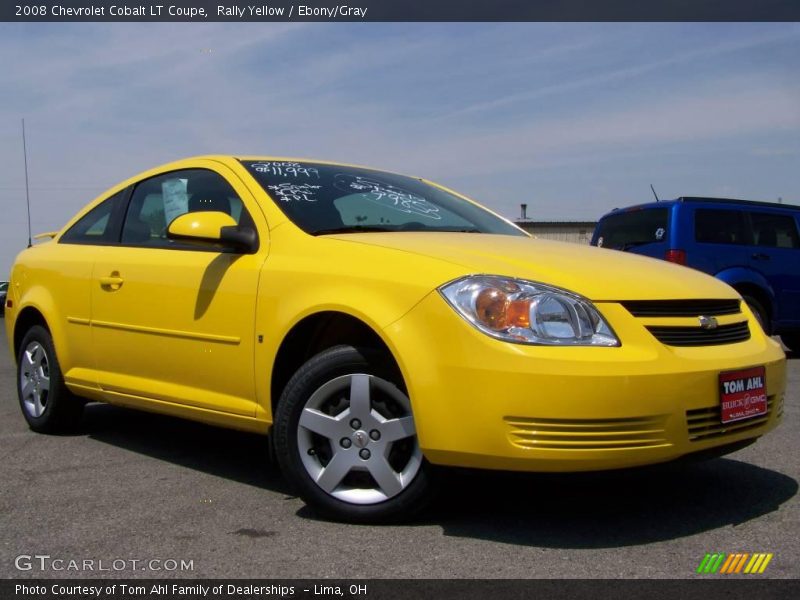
xmin=514 ymin=220 xmax=597 ymax=244
xmin=513 ymin=203 xmax=597 ymax=244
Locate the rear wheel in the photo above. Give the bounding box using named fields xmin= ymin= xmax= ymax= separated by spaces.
xmin=274 ymin=345 xmax=433 ymax=523
xmin=17 ymin=326 xmax=83 ymax=433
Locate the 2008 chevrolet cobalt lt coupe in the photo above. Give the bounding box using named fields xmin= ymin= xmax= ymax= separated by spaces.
xmin=5 ymin=156 xmax=786 ymax=522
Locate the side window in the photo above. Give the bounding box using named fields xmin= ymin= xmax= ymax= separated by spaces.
xmin=694 ymin=209 xmax=747 ymax=245
xmin=121 ymin=169 xmax=251 ymax=248
xmin=60 ymin=190 xmax=126 ymax=245
xmin=750 ymin=212 xmax=800 ymax=249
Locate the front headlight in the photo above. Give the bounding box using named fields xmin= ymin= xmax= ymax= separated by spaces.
xmin=438 ymin=275 xmax=619 ymax=346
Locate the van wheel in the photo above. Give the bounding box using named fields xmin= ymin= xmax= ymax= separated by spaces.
xmin=274 ymin=345 xmax=433 ymax=523
xmin=780 ymin=333 xmax=800 ymax=353
xmin=742 ymin=295 xmax=769 ymax=334
xmin=17 ymin=326 xmax=84 ymax=433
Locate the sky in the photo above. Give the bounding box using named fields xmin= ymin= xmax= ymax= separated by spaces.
xmin=0 ymin=22 xmax=798 ymax=277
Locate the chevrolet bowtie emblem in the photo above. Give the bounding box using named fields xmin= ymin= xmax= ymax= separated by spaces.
xmin=698 ymin=316 xmax=719 ymax=330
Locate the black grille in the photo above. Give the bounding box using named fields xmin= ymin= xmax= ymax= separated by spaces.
xmin=647 ymin=321 xmax=750 ymax=346
xmin=686 ymin=396 xmax=773 ymax=442
xmin=622 ymin=299 xmax=741 ymax=317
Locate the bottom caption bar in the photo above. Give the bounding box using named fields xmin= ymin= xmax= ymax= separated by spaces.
xmin=5 ymin=579 xmax=799 ymax=600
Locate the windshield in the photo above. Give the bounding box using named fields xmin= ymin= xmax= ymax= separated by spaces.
xmin=594 ymin=208 xmax=669 ymax=250
xmin=242 ymin=161 xmax=525 ymax=237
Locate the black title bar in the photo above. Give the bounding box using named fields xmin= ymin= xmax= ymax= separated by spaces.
xmin=2 ymin=1 xmax=800 ymax=22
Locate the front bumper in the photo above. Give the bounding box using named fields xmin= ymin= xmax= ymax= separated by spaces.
xmin=384 ymin=293 xmax=786 ymax=472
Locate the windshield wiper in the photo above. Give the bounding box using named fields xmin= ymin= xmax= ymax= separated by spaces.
xmin=313 ymin=226 xmax=394 ymax=235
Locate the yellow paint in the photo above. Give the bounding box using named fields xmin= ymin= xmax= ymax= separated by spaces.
xmin=758 ymin=554 xmax=773 ymax=573
xmin=168 ymin=210 xmax=236 ymax=241
xmin=4 ymin=155 xmax=787 ymax=473
xmin=744 ymin=554 xmax=760 ymax=574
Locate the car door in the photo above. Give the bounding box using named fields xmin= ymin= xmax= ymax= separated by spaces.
xmin=90 ymin=162 xmax=268 ymax=416
xmin=49 ymin=189 xmax=129 ymax=390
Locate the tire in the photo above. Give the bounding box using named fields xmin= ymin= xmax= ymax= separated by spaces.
xmin=274 ymin=345 xmax=433 ymax=523
xmin=742 ymin=295 xmax=769 ymax=334
xmin=17 ymin=325 xmax=84 ymax=433
xmin=780 ymin=333 xmax=800 ymax=353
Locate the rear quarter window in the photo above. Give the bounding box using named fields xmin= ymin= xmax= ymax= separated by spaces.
xmin=60 ymin=190 xmax=126 ymax=245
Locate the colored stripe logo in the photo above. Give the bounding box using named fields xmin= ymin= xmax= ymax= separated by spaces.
xmin=696 ymin=553 xmax=773 ymax=574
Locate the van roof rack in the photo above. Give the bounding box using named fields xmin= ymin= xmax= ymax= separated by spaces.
xmin=678 ymin=197 xmax=799 ymax=210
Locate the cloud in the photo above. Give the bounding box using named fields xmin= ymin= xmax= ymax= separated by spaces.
xmin=438 ymin=26 xmax=800 ymax=119
xmin=751 ymin=147 xmax=798 ymax=157
xmin=402 ymin=77 xmax=800 ymax=179
xmin=0 ymin=23 xmax=798 ymax=275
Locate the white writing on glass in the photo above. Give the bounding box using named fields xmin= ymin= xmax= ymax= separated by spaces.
xmin=252 ymin=162 xmax=320 ymax=178
xmin=267 ymin=183 xmax=321 ymax=202
xmin=349 ymin=177 xmax=441 ymax=220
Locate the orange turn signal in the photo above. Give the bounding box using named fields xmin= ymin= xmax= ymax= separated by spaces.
xmin=475 ymin=288 xmax=530 ymax=331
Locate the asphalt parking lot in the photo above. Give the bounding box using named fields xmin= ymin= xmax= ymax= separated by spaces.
xmin=0 ymin=318 xmax=798 ymax=580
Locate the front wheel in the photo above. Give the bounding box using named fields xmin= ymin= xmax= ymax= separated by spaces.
xmin=274 ymin=345 xmax=433 ymax=523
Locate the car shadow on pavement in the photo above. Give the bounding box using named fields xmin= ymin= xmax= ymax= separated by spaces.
xmin=79 ymin=403 xmax=796 ymax=548
xmin=428 ymin=459 xmax=797 ymax=548
xmin=81 ymin=403 xmax=292 ymax=495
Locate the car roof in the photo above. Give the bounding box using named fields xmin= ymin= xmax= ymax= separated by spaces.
xmin=203 ymin=154 xmax=421 ymax=179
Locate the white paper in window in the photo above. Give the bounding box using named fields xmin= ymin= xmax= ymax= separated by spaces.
xmin=162 ymin=178 xmax=189 ymax=225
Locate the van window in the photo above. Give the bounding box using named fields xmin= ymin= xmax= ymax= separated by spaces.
xmin=695 ymin=209 xmax=747 ymax=245
xmin=750 ymin=212 xmax=800 ymax=249
xmin=594 ymin=208 xmax=668 ymax=250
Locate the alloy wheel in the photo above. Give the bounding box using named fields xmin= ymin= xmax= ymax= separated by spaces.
xmin=20 ymin=341 xmax=51 ymax=418
xmin=296 ymin=373 xmax=422 ymax=505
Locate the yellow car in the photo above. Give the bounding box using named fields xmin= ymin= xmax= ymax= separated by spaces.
xmin=4 ymin=156 xmax=786 ymax=522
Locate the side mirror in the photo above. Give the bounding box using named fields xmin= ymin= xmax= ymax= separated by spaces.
xmin=167 ymin=211 xmax=258 ymax=253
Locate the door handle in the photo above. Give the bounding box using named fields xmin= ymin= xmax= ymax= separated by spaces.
xmin=751 ymin=253 xmax=770 ymax=260
xmin=99 ymin=274 xmax=124 ymax=289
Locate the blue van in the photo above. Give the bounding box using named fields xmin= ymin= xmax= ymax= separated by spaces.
xmin=591 ymin=197 xmax=800 ymax=352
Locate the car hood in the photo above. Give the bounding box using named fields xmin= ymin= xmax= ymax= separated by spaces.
xmin=327 ymin=232 xmax=737 ymax=301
